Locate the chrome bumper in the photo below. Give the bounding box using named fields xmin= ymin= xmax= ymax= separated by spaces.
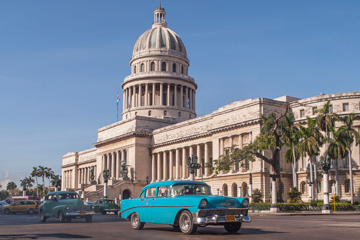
xmin=66 ymin=211 xmax=95 ymax=216
xmin=104 ymin=209 xmax=119 ymax=212
xmin=195 ymin=214 xmax=251 ymax=226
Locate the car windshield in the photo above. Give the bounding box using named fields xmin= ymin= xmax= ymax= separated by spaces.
xmin=171 ymin=184 xmax=211 ymax=196
xmin=104 ymin=200 xmax=114 ymax=204
xmin=58 ymin=193 xmax=80 ymax=200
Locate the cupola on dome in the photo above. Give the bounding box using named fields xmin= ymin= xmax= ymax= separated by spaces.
xmin=131 ymin=5 xmax=188 ymax=63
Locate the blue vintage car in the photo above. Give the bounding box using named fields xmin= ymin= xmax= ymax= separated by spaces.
xmin=120 ymin=181 xmax=251 ymax=234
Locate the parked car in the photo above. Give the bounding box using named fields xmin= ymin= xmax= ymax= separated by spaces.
xmin=0 ymin=202 xmax=9 ymax=210
xmin=94 ymin=199 xmax=119 ymax=215
xmin=2 ymin=200 xmax=39 ymax=214
xmin=120 ymin=181 xmax=251 ymax=234
xmin=38 ymin=191 xmax=95 ymax=223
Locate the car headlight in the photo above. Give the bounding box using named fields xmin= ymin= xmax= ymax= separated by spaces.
xmin=242 ymin=199 xmax=249 ymax=207
xmin=91 ymin=205 xmax=95 ymax=210
xmin=65 ymin=206 xmax=70 ymax=210
xmin=199 ymin=199 xmax=207 ymax=209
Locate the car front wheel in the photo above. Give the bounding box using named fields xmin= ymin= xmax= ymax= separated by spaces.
xmin=179 ymin=211 xmax=197 ymax=234
xmin=131 ymin=212 xmax=145 ymax=230
xmin=40 ymin=211 xmax=47 ymax=222
xmin=58 ymin=211 xmax=65 ymax=223
xmin=4 ymin=209 xmax=10 ymax=214
xmin=28 ymin=208 xmax=35 ymax=214
xmin=224 ymin=222 xmax=241 ymax=233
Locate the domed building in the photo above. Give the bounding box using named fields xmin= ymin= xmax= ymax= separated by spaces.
xmin=61 ymin=4 xmax=360 ymax=204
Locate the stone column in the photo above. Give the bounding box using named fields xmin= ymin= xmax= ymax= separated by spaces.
xmin=157 ymin=153 xmax=161 ymax=181
xmin=219 ymin=138 xmax=224 ymax=155
xmin=175 ymin=148 xmax=180 ymax=179
xmin=167 ymin=84 xmax=170 ymax=106
xmin=112 ymin=152 xmax=116 ymax=179
xmin=182 ymin=148 xmax=187 ymax=179
xmin=180 ymin=85 xmax=183 ymax=108
xmin=123 ymin=89 xmax=126 ymax=112
xmin=107 ymin=153 xmax=111 ymax=177
xmin=152 ymin=153 xmax=156 ymax=182
xmin=139 ymin=84 xmax=142 ymax=106
xmin=132 ymin=85 xmax=135 ymax=108
xmin=169 ymin=150 xmax=173 ymax=180
xmin=197 ymin=144 xmax=202 ymax=177
xmin=193 ymin=89 xmax=196 ymax=112
xmin=205 ymin=143 xmax=210 ymax=176
xmin=160 ymin=83 xmax=163 ymax=106
xmin=145 ymin=83 xmax=148 ymax=106
xmin=187 ymin=87 xmax=190 ymax=108
xmin=163 ymin=151 xmax=167 ymax=181
xmin=116 ymin=151 xmax=120 ymax=179
xmin=174 ymin=84 xmax=177 ymax=107
xmin=152 ymin=83 xmax=155 ymax=105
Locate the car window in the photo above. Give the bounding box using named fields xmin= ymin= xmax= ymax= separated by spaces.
xmin=26 ymin=201 xmax=34 ymax=205
xmin=104 ymin=200 xmax=114 ymax=204
xmin=171 ymin=184 xmax=211 ymax=196
xmin=98 ymin=201 xmax=102 ymax=204
xmin=145 ymin=187 xmax=156 ymax=198
xmin=157 ymin=186 xmax=169 ymax=197
xmin=58 ymin=193 xmax=79 ymax=200
xmin=45 ymin=195 xmax=52 ymax=200
xmin=51 ymin=195 xmax=58 ymax=201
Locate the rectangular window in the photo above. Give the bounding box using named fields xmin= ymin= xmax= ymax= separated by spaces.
xmin=300 ymin=109 xmax=305 ymax=117
xmin=312 ymin=107 xmax=317 ymax=115
xmin=157 ymin=186 xmax=169 ymax=197
xmin=145 ymin=187 xmax=156 ymax=198
xmin=344 ymin=155 xmax=349 ymax=168
xmin=343 ymin=103 xmax=349 ymax=111
xmin=329 ymin=105 xmax=333 ymax=113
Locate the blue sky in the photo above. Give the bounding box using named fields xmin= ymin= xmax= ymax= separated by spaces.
xmin=1 ymin=0 xmax=359 ymax=189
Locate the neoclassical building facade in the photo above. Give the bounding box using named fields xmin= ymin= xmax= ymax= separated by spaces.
xmin=61 ymin=5 xmax=360 ymax=203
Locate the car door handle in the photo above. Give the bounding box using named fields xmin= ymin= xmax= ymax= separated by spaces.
xmin=152 ymin=198 xmax=157 ymax=201
xmin=141 ymin=199 xmax=145 ymax=201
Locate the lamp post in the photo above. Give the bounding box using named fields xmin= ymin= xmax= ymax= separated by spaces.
xmin=249 ymin=173 xmax=253 ymax=202
xmin=187 ymin=155 xmax=201 ymax=181
xmin=81 ymin=183 xmax=85 ymax=199
xmin=103 ymin=169 xmax=110 ymax=198
xmin=306 ymin=175 xmax=314 ymax=202
xmin=320 ymin=156 xmax=331 ymax=213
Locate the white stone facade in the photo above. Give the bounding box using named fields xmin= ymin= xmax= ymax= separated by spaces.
xmin=61 ymin=5 xmax=360 ymax=203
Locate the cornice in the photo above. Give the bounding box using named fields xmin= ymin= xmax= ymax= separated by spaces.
xmin=94 ymin=131 xmax=152 ymax=147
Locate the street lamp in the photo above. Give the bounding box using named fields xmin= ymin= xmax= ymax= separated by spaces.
xmin=306 ymin=175 xmax=314 ymax=202
xmin=187 ymin=155 xmax=201 ymax=181
xmin=320 ymin=156 xmax=331 ymax=213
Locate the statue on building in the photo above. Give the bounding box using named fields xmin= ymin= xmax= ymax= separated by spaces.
xmin=120 ymin=161 xmax=129 ymax=180
xmin=89 ymin=166 xmax=95 ymax=184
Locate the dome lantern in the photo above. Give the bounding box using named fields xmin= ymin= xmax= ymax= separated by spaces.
xmin=153 ymin=3 xmax=167 ymax=27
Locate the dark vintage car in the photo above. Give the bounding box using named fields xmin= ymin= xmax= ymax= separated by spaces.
xmin=94 ymin=199 xmax=119 ymax=215
xmin=120 ymin=181 xmax=251 ymax=234
xmin=38 ymin=191 xmax=95 ymax=223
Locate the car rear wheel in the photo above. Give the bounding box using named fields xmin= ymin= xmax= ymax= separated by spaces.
xmin=85 ymin=216 xmax=92 ymax=223
xmin=58 ymin=211 xmax=65 ymax=223
xmin=28 ymin=208 xmax=35 ymax=214
xmin=131 ymin=212 xmax=145 ymax=230
xmin=40 ymin=211 xmax=47 ymax=222
xmin=4 ymin=209 xmax=10 ymax=214
xmin=224 ymin=222 xmax=241 ymax=233
xmin=179 ymin=211 xmax=197 ymax=234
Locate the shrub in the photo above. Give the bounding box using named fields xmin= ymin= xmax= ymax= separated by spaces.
xmin=286 ymin=187 xmax=302 ymax=203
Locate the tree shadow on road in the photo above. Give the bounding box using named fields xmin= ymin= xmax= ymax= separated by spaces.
xmin=0 ymin=233 xmax=91 ymax=239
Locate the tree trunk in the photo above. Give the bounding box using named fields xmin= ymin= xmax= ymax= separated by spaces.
xmin=35 ymin=177 xmax=38 ymax=197
xmin=349 ymin=149 xmax=354 ymax=204
xmin=314 ymin=162 xmax=317 ymax=200
xmin=292 ymin=143 xmax=298 ymax=188
xmin=335 ymin=160 xmax=339 ymax=196
xmin=309 ymin=157 xmax=313 ymax=201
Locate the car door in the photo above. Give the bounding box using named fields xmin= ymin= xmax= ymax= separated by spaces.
xmin=141 ymin=187 xmax=156 ymax=222
xmin=149 ymin=186 xmax=170 ymax=224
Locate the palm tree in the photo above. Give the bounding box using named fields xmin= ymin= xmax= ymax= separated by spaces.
xmin=339 ymin=113 xmax=360 ymax=204
xmin=26 ymin=177 xmax=35 ymax=189
xmin=282 ymin=114 xmax=300 ymax=188
xmin=45 ymin=167 xmax=54 ymax=193
xmin=6 ymin=182 xmax=17 ymax=195
xmin=327 ymin=125 xmax=350 ymax=197
xmin=51 ymin=175 xmax=61 ymax=191
xmin=37 ymin=184 xmax=43 ymax=196
xmin=31 ymin=167 xmax=40 ymax=197
xmin=298 ymin=117 xmax=323 ymax=201
xmin=37 ymin=166 xmax=46 ymax=197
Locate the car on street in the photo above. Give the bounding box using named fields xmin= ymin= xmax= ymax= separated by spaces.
xmin=120 ymin=181 xmax=251 ymax=234
xmin=2 ymin=200 xmax=39 ymax=214
xmin=38 ymin=191 xmax=95 ymax=223
xmin=0 ymin=202 xmax=9 ymax=210
xmin=94 ymin=199 xmax=119 ymax=215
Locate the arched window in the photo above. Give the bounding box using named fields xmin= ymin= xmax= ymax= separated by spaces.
xmin=164 ymin=110 xmax=167 ymax=116
xmin=181 ymin=66 xmax=184 ymax=74
xmin=178 ymin=112 xmax=181 ymax=117
xmin=141 ymin=63 xmax=144 ymax=72
xmin=150 ymin=62 xmax=155 ymax=71
xmin=329 ymin=180 xmax=336 ymax=194
xmin=222 ymin=184 xmax=228 ymax=196
xmin=232 ymin=183 xmax=238 ymax=197
xmin=172 ymin=63 xmax=176 ymax=72
xmin=161 ymin=62 xmax=166 ymax=71
xmin=241 ymin=182 xmax=248 ymax=197
xmin=300 ymin=181 xmax=306 ymax=194
xmin=345 ymin=179 xmax=350 ymax=193
xmin=148 ymin=110 xmax=151 ymax=116
xmin=134 ymin=66 xmax=137 ymax=74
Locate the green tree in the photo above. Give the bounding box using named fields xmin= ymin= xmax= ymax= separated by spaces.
xmin=286 ymin=187 xmax=302 ymax=203
xmin=251 ymin=189 xmax=263 ymax=203
xmin=31 ymin=167 xmax=40 ymax=197
xmin=281 ymin=114 xmax=300 ymax=188
xmin=298 ymin=117 xmax=323 ymax=201
xmin=37 ymin=166 xmax=47 ymax=197
xmin=0 ymin=190 xmax=10 ymax=200
xmin=51 ymin=174 xmax=61 ymax=191
xmin=339 ymin=113 xmax=360 ymax=204
xmin=6 ymin=182 xmax=17 ymax=196
xmin=45 ymin=167 xmax=54 ymax=192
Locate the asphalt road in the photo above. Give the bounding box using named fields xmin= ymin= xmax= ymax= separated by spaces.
xmin=0 ymin=212 xmax=360 ymax=240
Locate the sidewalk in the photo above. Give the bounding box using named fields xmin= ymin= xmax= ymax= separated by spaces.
xmin=249 ymin=211 xmax=360 ymax=216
